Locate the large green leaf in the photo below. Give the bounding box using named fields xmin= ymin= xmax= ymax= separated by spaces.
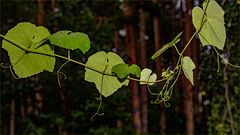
xmin=192 ymin=0 xmax=226 ymax=50
xmin=2 ymin=22 xmax=55 ymax=78
xmin=140 ymin=68 xmax=157 ymax=85
xmin=48 ymin=30 xmax=90 ymax=53
xmin=85 ymin=51 xmax=129 ymax=97
xmin=181 ymin=56 xmax=196 ymax=85
xmin=112 ymin=63 xmax=141 ymax=79
xmin=151 ymin=32 xmax=182 ymax=60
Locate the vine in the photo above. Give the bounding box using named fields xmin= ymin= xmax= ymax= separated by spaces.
xmin=1 ymin=0 xmax=239 ymax=121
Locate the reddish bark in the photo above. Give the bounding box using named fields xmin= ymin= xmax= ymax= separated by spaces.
xmin=152 ymin=0 xmax=166 ymax=134
xmin=182 ymin=0 xmax=195 ymax=134
xmin=37 ymin=0 xmax=45 ymax=26
xmin=113 ymin=31 xmax=121 ymax=54
xmin=139 ymin=4 xmax=148 ymax=134
xmin=124 ymin=3 xmax=142 ymax=134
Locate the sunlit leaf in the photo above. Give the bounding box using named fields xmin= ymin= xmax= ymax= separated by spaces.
xmin=151 ymin=32 xmax=182 ymax=60
xmin=192 ymin=0 xmax=226 ymax=50
xmin=85 ymin=51 xmax=129 ymax=97
xmin=2 ymin=22 xmax=55 ymax=78
xmin=182 ymin=56 xmax=196 ymax=85
xmin=140 ymin=68 xmax=157 ymax=85
xmin=48 ymin=30 xmax=90 ymax=53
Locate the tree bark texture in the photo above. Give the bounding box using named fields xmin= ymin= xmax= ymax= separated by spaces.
xmin=182 ymin=0 xmax=194 ymax=135
xmin=152 ymin=0 xmax=166 ymax=134
xmin=37 ymin=0 xmax=45 ymax=26
xmin=139 ymin=5 xmax=148 ymax=134
xmin=124 ymin=3 xmax=142 ymax=134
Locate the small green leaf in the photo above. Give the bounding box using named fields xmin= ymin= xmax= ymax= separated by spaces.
xmin=151 ymin=32 xmax=182 ymax=60
xmin=85 ymin=51 xmax=129 ymax=97
xmin=192 ymin=0 xmax=226 ymax=50
xmin=112 ymin=64 xmax=141 ymax=79
xmin=48 ymin=30 xmax=90 ymax=53
xmin=128 ymin=64 xmax=141 ymax=78
xmin=112 ymin=64 xmax=129 ymax=79
xmin=2 ymin=22 xmax=55 ymax=78
xmin=181 ymin=56 xmax=196 ymax=85
xmin=140 ymin=68 xmax=157 ymax=85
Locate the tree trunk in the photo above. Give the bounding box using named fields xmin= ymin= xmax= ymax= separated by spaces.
xmin=37 ymin=0 xmax=45 ymax=26
xmin=113 ymin=31 xmax=121 ymax=54
xmin=51 ymin=0 xmax=58 ymax=32
xmin=182 ymin=0 xmax=194 ymax=134
xmin=139 ymin=4 xmax=148 ymax=134
xmin=10 ymin=99 xmax=15 ymax=135
xmin=152 ymin=0 xmax=166 ymax=134
xmin=124 ymin=2 xmax=142 ymax=134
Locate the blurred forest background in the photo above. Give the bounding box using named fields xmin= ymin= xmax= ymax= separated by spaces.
xmin=0 ymin=0 xmax=240 ymax=135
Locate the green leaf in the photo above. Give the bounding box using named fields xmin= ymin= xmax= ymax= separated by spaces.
xmin=181 ymin=56 xmax=196 ymax=85
xmin=48 ymin=30 xmax=90 ymax=53
xmin=151 ymin=32 xmax=182 ymax=60
xmin=2 ymin=22 xmax=55 ymax=78
xmin=140 ymin=68 xmax=157 ymax=85
xmin=128 ymin=64 xmax=141 ymax=78
xmin=112 ymin=64 xmax=141 ymax=79
xmin=85 ymin=51 xmax=129 ymax=97
xmin=192 ymin=0 xmax=226 ymax=50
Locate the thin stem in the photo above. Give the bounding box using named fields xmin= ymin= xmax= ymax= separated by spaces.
xmin=213 ymin=46 xmax=240 ymax=68
xmin=57 ymin=61 xmax=69 ymax=87
xmin=180 ymin=31 xmax=198 ymax=56
xmin=0 ymin=34 xmax=27 ymax=50
xmin=0 ymin=34 xmax=168 ymax=84
xmin=173 ymin=44 xmax=181 ymax=56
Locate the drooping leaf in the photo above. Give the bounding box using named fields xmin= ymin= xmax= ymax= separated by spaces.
xmin=151 ymin=32 xmax=182 ymax=60
xmin=192 ymin=0 xmax=226 ymax=50
xmin=128 ymin=64 xmax=141 ymax=78
xmin=112 ymin=64 xmax=128 ymax=79
xmin=181 ymin=56 xmax=196 ymax=85
xmin=48 ymin=30 xmax=90 ymax=53
xmin=85 ymin=51 xmax=129 ymax=97
xmin=2 ymin=22 xmax=55 ymax=78
xmin=112 ymin=64 xmax=141 ymax=79
xmin=140 ymin=68 xmax=157 ymax=85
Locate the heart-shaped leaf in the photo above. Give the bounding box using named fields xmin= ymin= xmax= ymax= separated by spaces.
xmin=112 ymin=63 xmax=141 ymax=79
xmin=85 ymin=51 xmax=129 ymax=97
xmin=181 ymin=56 xmax=196 ymax=85
xmin=140 ymin=68 xmax=157 ymax=85
xmin=2 ymin=22 xmax=55 ymax=78
xmin=48 ymin=30 xmax=90 ymax=53
xmin=192 ymin=0 xmax=226 ymax=50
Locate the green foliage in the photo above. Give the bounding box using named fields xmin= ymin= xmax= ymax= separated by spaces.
xmin=181 ymin=56 xmax=196 ymax=85
xmin=85 ymin=51 xmax=129 ymax=97
xmin=151 ymin=32 xmax=182 ymax=60
xmin=48 ymin=30 xmax=90 ymax=53
xmin=140 ymin=68 xmax=157 ymax=85
xmin=192 ymin=0 xmax=226 ymax=50
xmin=112 ymin=63 xmax=141 ymax=79
xmin=2 ymin=22 xmax=55 ymax=78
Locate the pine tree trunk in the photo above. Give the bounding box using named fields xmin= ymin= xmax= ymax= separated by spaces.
xmin=152 ymin=0 xmax=166 ymax=134
xmin=10 ymin=99 xmax=15 ymax=135
xmin=113 ymin=31 xmax=120 ymax=54
xmin=182 ymin=0 xmax=194 ymax=134
xmin=124 ymin=2 xmax=142 ymax=134
xmin=37 ymin=0 xmax=45 ymax=26
xmin=139 ymin=4 xmax=148 ymax=134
